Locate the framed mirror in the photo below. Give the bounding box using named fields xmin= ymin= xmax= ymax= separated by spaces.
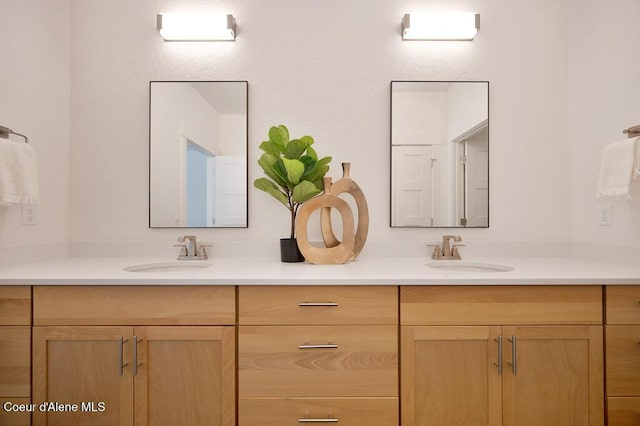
xmin=149 ymin=81 xmax=248 ymax=228
xmin=390 ymin=81 xmax=489 ymax=228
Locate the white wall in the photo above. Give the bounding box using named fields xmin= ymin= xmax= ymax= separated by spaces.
xmin=447 ymin=83 xmax=488 ymax=142
xmin=219 ymin=114 xmax=246 ymax=156
xmin=392 ymin=91 xmax=447 ymax=145
xmin=0 ymin=0 xmax=576 ymax=258
xmin=568 ymin=0 xmax=640 ymax=257
xmin=65 ymin=0 xmax=571 ymax=256
xmin=0 ymin=0 xmax=71 ymax=261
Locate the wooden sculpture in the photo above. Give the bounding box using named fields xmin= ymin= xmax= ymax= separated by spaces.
xmin=296 ymin=177 xmax=355 ymax=265
xmin=320 ymin=162 xmax=369 ymax=260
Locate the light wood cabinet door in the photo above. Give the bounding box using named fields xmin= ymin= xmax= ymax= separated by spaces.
xmin=33 ymin=326 xmax=134 ymax=426
xmin=401 ymin=326 xmax=502 ymax=426
xmin=502 ymin=326 xmax=604 ymax=426
xmin=0 ymin=286 xmax=31 ymax=325
xmin=608 ymin=397 xmax=640 ymax=426
xmin=0 ymin=326 xmax=30 ymax=397
xmin=134 ymin=326 xmax=235 ymax=426
xmin=606 ymin=325 xmax=640 ymax=396
xmin=0 ymin=397 xmax=31 ymax=426
xmin=606 ymin=286 xmax=640 ymax=324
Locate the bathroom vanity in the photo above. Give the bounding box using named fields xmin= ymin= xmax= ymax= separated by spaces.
xmin=0 ymin=257 xmax=639 ymax=425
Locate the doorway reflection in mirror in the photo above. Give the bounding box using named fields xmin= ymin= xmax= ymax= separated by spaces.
xmin=150 ymin=81 xmax=248 ymax=228
xmin=391 ymin=81 xmax=488 ymax=228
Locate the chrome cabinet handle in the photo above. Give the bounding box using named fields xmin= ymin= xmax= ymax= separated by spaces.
xmin=118 ymin=337 xmax=129 ymax=376
xmin=133 ymin=336 xmax=143 ymax=376
xmin=298 ymin=343 xmax=338 ymax=349
xmin=506 ymin=336 xmax=517 ymax=375
xmin=298 ymin=302 xmax=338 ymax=307
xmin=298 ymin=416 xmax=338 ymax=423
xmin=493 ymin=336 xmax=503 ymax=375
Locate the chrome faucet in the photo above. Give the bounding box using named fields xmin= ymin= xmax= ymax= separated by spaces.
xmin=432 ymin=235 xmax=463 ymax=260
xmin=175 ymin=235 xmax=208 ymax=260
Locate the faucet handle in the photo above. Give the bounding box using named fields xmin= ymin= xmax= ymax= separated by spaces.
xmin=451 ymin=245 xmax=463 ymax=260
xmin=173 ymin=244 xmax=187 ymax=257
xmin=198 ymin=245 xmax=210 ymax=260
xmin=433 ymin=246 xmax=443 ymax=259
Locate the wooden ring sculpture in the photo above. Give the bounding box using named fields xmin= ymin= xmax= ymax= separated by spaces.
xmin=296 ymin=177 xmax=355 ymax=265
xmin=320 ymin=162 xmax=369 ymax=260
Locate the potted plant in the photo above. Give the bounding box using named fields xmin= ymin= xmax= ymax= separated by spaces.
xmin=254 ymin=125 xmax=332 ymax=262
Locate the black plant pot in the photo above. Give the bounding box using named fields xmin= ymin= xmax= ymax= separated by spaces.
xmin=280 ymin=238 xmax=305 ymax=263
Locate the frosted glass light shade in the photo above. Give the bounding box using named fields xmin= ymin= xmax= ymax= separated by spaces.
xmin=402 ymin=12 xmax=479 ymax=41
xmin=157 ymin=13 xmax=236 ymax=41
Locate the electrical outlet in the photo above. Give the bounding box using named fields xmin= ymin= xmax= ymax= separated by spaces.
xmin=21 ymin=204 xmax=38 ymax=226
xmin=598 ymin=204 xmax=613 ymax=226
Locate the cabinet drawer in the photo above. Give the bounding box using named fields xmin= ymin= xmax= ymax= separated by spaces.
xmin=606 ymin=325 xmax=640 ymax=395
xmin=33 ymin=286 xmax=235 ymax=325
xmin=239 ymin=325 xmax=397 ymax=397
xmin=239 ymin=286 xmax=397 ymax=325
xmin=0 ymin=398 xmax=31 ymax=426
xmin=401 ymin=285 xmax=603 ymax=325
xmin=239 ymin=398 xmax=398 ymax=426
xmin=0 ymin=287 xmax=31 ymax=325
xmin=608 ymin=397 xmax=640 ymax=426
xmin=607 ymin=286 xmax=640 ymax=324
xmin=0 ymin=327 xmax=30 ymax=397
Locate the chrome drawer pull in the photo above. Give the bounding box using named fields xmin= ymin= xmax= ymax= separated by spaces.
xmin=299 ymin=302 xmax=339 ymax=307
xmin=133 ymin=336 xmax=144 ymax=376
xmin=506 ymin=336 xmax=517 ymax=375
xmin=493 ymin=336 xmax=503 ymax=375
xmin=118 ymin=337 xmax=129 ymax=376
xmin=298 ymin=343 xmax=338 ymax=349
xmin=299 ymin=415 xmax=338 ymax=423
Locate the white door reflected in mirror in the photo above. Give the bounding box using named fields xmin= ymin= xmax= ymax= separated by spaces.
xmin=391 ymin=81 xmax=489 ymax=228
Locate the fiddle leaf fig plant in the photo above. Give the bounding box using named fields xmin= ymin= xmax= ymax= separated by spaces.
xmin=254 ymin=125 xmax=332 ymax=239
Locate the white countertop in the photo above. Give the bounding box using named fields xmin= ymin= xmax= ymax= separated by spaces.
xmin=0 ymin=256 xmax=639 ymax=285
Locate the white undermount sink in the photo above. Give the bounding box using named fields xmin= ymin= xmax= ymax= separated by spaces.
xmin=123 ymin=261 xmax=212 ymax=273
xmin=426 ymin=261 xmax=514 ymax=272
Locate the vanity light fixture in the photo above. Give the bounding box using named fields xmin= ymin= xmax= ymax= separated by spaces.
xmin=402 ymin=12 xmax=480 ymax=41
xmin=157 ymin=13 xmax=236 ymax=41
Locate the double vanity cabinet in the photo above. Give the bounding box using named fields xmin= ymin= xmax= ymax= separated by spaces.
xmin=606 ymin=286 xmax=640 ymax=425
xmin=0 ymin=287 xmax=31 ymax=426
xmin=0 ymin=284 xmax=638 ymax=425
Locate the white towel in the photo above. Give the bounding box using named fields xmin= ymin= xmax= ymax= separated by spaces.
xmin=596 ymin=137 xmax=640 ymax=200
xmin=0 ymin=139 xmax=40 ymax=205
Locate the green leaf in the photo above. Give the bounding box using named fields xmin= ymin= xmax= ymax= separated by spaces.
xmin=299 ymin=155 xmax=317 ymax=177
xmin=300 ymin=135 xmax=314 ymax=146
xmin=282 ymin=158 xmax=305 ymax=185
xmin=305 ymin=156 xmax=332 ymax=182
xmin=284 ymin=139 xmax=308 ymax=159
xmin=306 ymin=145 xmax=318 ymax=161
xmin=273 ymin=159 xmax=289 ymax=186
xmin=292 ymin=180 xmax=322 ymax=204
xmin=317 ymin=156 xmax=332 ymax=167
xmin=258 ymin=153 xmax=286 ymax=188
xmin=257 ymin=152 xmax=276 ymax=171
xmin=254 ymin=178 xmax=289 ymax=206
xmin=259 ymin=140 xmax=280 ymax=156
xmin=269 ymin=125 xmax=289 ymax=149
